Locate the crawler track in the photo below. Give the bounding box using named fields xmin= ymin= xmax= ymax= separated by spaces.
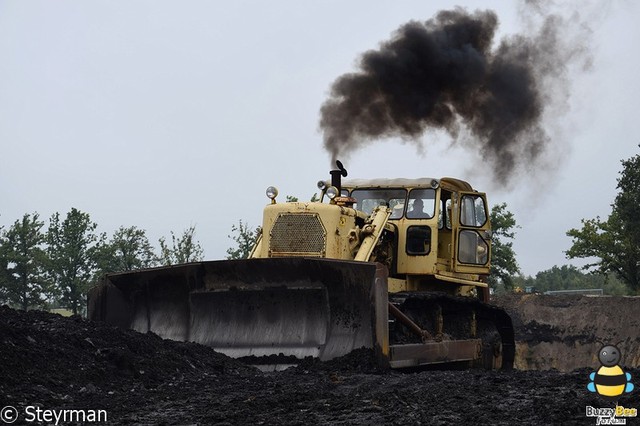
xmin=389 ymin=292 xmax=515 ymax=369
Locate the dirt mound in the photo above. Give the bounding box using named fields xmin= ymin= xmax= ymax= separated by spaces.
xmin=287 ymin=347 xmax=388 ymax=375
xmin=0 ymin=306 xmax=255 ymax=410
xmin=2 ymin=305 xmax=639 ymax=424
xmin=494 ymin=294 xmax=640 ymax=371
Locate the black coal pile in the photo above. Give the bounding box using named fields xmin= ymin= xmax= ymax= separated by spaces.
xmin=1 ymin=306 xmax=639 ymax=425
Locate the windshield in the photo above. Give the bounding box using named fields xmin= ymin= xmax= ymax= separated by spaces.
xmin=350 ymin=189 xmax=407 ymax=219
xmin=406 ymin=188 xmax=436 ymax=219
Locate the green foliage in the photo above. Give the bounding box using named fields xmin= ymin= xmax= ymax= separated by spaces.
xmin=0 ymin=227 xmax=8 ymax=304
xmin=1 ymin=209 xmax=207 ymax=314
xmin=0 ymin=213 xmax=51 ymax=310
xmin=94 ymin=226 xmax=157 ymax=277
xmin=46 ymin=208 xmax=102 ymax=315
xmin=158 ymin=226 xmax=204 ymax=265
xmin=226 ymin=220 xmax=260 ymax=260
xmin=488 ymin=203 xmax=521 ymax=291
xmin=512 ymin=265 xmax=629 ymax=296
xmin=566 ymin=148 xmax=640 ymax=293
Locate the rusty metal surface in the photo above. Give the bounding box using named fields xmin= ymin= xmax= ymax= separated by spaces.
xmin=388 ymin=302 xmax=432 ymax=341
xmin=88 ymin=258 xmax=388 ymax=362
xmin=388 ymin=292 xmax=514 ymax=369
xmin=388 ymin=339 xmax=482 ymax=368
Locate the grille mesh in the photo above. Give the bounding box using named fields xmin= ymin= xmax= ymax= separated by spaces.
xmin=269 ymin=213 xmax=326 ymax=255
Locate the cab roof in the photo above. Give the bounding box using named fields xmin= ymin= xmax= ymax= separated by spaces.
xmin=340 ymin=177 xmax=474 ymax=192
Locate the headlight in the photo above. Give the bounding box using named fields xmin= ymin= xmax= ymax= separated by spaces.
xmin=317 ymin=180 xmax=327 ymax=190
xmin=325 ymin=186 xmax=339 ymax=200
xmin=266 ymin=186 xmax=279 ymax=202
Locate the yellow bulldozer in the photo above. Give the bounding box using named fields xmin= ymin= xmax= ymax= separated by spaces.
xmin=88 ymin=162 xmax=514 ymax=370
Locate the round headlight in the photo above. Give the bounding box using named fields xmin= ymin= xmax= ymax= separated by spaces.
xmin=325 ymin=186 xmax=339 ymax=200
xmin=317 ymin=180 xmax=327 ymax=190
xmin=266 ymin=186 xmax=279 ymax=200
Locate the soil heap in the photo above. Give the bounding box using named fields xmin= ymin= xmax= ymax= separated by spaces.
xmin=1 ymin=303 xmax=639 ymax=425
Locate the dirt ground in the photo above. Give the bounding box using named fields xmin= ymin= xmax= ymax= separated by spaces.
xmin=1 ymin=295 xmax=639 ymax=425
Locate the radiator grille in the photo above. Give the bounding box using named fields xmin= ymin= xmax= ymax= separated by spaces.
xmin=269 ymin=213 xmax=326 ymax=256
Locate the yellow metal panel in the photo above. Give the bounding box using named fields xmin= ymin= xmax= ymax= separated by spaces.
xmin=388 ymin=278 xmax=408 ymax=293
xmin=434 ymin=273 xmax=488 ymax=288
xmin=257 ymin=202 xmax=358 ymax=260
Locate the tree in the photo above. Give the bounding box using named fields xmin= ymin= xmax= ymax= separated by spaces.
xmin=0 ymin=213 xmax=50 ymax=310
xmin=0 ymin=224 xmax=9 ymax=305
xmin=226 ymin=220 xmax=260 ymax=260
xmin=95 ymin=226 xmax=157 ymax=277
xmin=488 ymin=203 xmax=520 ymax=290
xmin=158 ymin=226 xmax=204 ymax=265
xmin=513 ymin=265 xmax=629 ymax=295
xmin=46 ymin=208 xmax=102 ymax=315
xmin=566 ymin=148 xmax=640 ymax=293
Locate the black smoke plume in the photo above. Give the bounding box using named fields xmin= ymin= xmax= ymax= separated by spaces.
xmin=320 ymin=8 xmax=582 ymax=182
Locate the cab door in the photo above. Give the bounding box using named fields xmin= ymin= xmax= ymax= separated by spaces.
xmin=452 ymin=192 xmax=491 ymax=274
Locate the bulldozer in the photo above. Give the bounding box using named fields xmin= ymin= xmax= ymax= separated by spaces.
xmin=88 ymin=162 xmax=514 ymax=370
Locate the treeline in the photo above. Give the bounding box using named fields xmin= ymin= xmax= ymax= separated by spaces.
xmin=492 ymin=147 xmax=640 ymax=296
xmin=0 ymin=208 xmax=204 ymax=315
xmin=494 ymin=265 xmax=630 ymax=295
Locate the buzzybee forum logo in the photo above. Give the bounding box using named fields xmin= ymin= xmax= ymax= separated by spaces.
xmin=588 ymin=344 xmax=634 ymax=399
xmin=585 ymin=343 xmax=637 ymax=425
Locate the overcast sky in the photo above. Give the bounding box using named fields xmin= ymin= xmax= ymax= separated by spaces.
xmin=1 ymin=1 xmax=638 ymax=276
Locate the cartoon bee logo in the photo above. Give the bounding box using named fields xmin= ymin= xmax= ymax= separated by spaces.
xmin=587 ymin=344 xmax=634 ymax=399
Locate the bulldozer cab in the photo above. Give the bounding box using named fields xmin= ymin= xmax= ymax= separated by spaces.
xmin=337 ymin=177 xmax=491 ymax=296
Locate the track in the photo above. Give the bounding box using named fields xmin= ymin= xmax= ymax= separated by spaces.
xmin=389 ymin=292 xmax=515 ymax=369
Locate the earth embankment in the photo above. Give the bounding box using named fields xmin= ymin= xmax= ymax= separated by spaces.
xmin=494 ymin=294 xmax=640 ymax=371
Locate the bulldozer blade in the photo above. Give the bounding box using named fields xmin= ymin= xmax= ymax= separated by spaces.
xmin=88 ymin=258 xmax=389 ymax=364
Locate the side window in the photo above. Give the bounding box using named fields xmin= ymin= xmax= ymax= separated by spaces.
xmin=460 ymin=195 xmax=487 ymax=227
xmin=407 ymin=189 xmax=436 ymax=219
xmin=438 ymin=197 xmax=452 ymax=230
xmin=406 ymin=226 xmax=431 ymax=255
xmin=458 ymin=230 xmax=489 ymax=265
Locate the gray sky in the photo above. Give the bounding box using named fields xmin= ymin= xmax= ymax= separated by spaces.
xmin=1 ymin=1 xmax=638 ymax=276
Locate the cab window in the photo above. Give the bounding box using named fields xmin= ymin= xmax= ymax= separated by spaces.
xmin=406 ymin=226 xmax=431 ymax=255
xmin=458 ymin=230 xmax=489 ymax=265
xmin=438 ymin=194 xmax=452 ymax=230
xmin=350 ymin=189 xmax=407 ymax=219
xmin=460 ymin=195 xmax=487 ymax=227
xmin=406 ymin=189 xmax=436 ymax=219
